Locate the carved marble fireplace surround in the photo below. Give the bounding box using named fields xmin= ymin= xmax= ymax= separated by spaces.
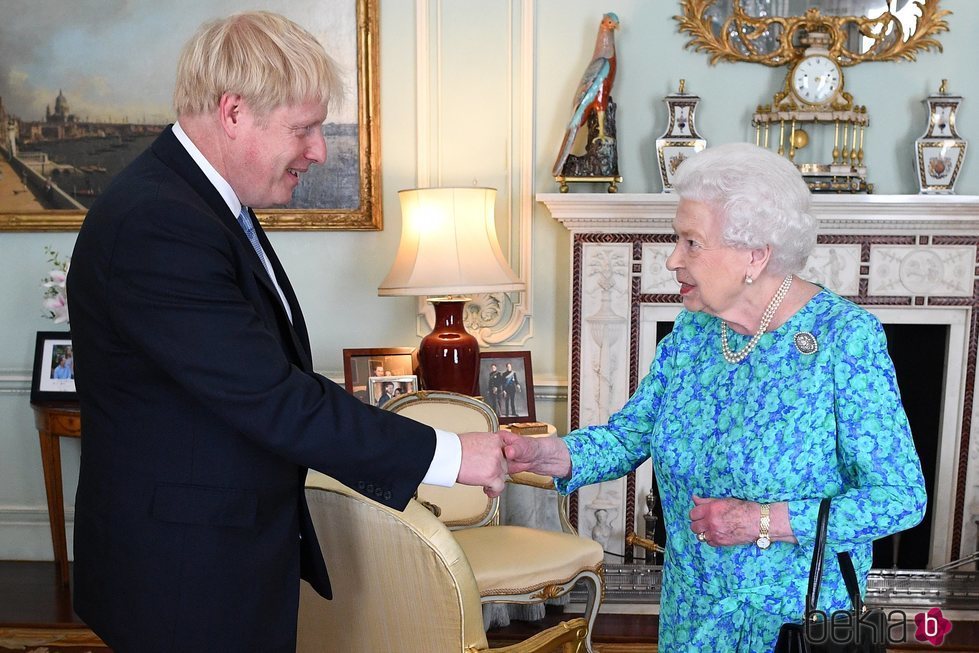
xmin=540 ymin=193 xmax=979 ymax=570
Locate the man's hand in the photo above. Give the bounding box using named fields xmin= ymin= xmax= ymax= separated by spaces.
xmin=457 ymin=431 xmax=508 ymax=497
xmin=500 ymin=431 xmax=572 ymax=479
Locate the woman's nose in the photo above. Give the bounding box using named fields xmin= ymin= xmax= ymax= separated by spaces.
xmin=666 ymin=243 xmax=681 ymax=271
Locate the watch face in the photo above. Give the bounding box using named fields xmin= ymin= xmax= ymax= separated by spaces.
xmin=791 ymin=55 xmax=841 ymax=105
xmin=756 ymin=536 xmax=772 ymax=549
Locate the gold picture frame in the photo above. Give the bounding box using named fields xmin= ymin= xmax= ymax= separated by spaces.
xmin=0 ymin=0 xmax=381 ymax=232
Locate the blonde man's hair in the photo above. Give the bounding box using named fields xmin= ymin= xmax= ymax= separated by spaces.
xmin=173 ymin=11 xmax=342 ymax=121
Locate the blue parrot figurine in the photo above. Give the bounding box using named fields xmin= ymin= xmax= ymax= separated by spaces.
xmin=552 ymin=12 xmax=620 ymax=177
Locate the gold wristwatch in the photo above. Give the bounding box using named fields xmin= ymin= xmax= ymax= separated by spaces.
xmin=756 ymin=503 xmax=772 ymax=549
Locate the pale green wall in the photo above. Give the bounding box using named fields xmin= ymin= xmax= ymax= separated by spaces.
xmin=0 ymin=0 xmax=975 ymax=559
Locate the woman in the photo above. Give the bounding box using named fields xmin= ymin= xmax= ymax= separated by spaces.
xmin=503 ymin=143 xmax=926 ymax=652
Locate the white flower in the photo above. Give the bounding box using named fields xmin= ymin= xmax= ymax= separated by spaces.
xmin=41 ymin=247 xmax=70 ymax=325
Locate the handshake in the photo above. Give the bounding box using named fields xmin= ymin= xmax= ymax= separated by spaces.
xmin=456 ymin=430 xmax=572 ymax=497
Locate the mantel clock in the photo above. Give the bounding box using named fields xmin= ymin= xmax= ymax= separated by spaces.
xmin=676 ymin=1 xmax=952 ymax=194
xmin=753 ymin=31 xmax=869 ymax=193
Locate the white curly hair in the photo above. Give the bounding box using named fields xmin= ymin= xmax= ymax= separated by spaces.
xmin=671 ymin=142 xmax=816 ymax=275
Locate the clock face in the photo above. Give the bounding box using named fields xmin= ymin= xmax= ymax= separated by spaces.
xmin=791 ymin=55 xmax=841 ymax=105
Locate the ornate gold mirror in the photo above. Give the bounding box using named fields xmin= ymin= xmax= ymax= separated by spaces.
xmin=676 ymin=0 xmax=950 ymax=66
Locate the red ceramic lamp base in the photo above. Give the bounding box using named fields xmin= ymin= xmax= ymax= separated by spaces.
xmin=419 ymin=299 xmax=479 ymax=395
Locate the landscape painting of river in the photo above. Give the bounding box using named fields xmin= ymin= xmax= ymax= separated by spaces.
xmin=0 ymin=0 xmax=381 ymax=230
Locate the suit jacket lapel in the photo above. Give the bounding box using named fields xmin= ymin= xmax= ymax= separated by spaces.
xmin=249 ymin=210 xmax=314 ymax=371
xmin=151 ymin=126 xmax=314 ymax=371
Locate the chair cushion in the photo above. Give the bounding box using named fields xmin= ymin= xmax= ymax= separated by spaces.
xmin=453 ymin=525 xmax=604 ymax=596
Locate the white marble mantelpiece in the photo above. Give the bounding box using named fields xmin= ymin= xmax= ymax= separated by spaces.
xmin=541 ymin=193 xmax=979 ymax=234
xmin=540 ymin=192 xmax=979 ymax=570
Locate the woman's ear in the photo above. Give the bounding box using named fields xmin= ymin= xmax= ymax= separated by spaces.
xmin=747 ymin=245 xmax=773 ymax=279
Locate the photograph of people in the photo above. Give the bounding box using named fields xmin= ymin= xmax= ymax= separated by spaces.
xmin=502 ymin=143 xmax=926 ymax=652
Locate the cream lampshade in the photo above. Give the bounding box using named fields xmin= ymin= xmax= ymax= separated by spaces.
xmin=378 ymin=187 xmax=524 ymax=394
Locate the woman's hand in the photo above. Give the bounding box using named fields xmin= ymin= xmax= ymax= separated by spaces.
xmin=689 ymin=496 xmax=798 ymax=547
xmin=500 ymin=431 xmax=573 ymax=479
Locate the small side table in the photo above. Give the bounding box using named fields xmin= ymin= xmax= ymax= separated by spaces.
xmin=31 ymin=401 xmax=81 ymax=587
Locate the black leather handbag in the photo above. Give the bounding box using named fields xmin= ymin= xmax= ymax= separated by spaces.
xmin=774 ymin=499 xmax=886 ymax=653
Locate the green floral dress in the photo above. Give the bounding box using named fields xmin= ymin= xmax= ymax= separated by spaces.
xmin=557 ymin=289 xmax=926 ymax=652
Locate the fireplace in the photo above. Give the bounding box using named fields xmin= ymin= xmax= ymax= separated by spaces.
xmin=540 ymin=193 xmax=979 ymax=586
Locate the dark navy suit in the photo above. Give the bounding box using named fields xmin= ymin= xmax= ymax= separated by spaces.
xmin=67 ymin=126 xmax=435 ymax=652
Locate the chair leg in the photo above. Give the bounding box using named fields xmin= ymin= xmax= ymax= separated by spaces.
xmin=577 ymin=570 xmax=603 ymax=653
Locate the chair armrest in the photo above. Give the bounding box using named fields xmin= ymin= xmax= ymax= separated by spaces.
xmin=507 ymin=471 xmax=556 ymax=490
xmin=484 ymin=617 xmax=587 ymax=653
xmin=504 ymin=473 xmax=578 ymax=536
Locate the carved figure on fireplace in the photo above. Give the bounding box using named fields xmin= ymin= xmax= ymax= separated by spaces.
xmin=503 ymin=143 xmax=926 ymax=652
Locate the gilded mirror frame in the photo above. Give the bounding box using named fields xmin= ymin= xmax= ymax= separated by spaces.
xmin=675 ymin=0 xmax=950 ymax=67
xmin=0 ymin=0 xmax=381 ymax=232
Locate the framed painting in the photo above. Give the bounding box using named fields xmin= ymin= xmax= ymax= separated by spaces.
xmin=342 ymin=347 xmax=419 ymax=405
xmin=30 ymin=331 xmax=76 ymax=403
xmin=477 ymin=351 xmax=536 ymax=425
xmin=0 ymin=0 xmax=381 ymax=232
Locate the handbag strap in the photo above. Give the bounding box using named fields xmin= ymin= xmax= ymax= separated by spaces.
xmin=806 ymin=498 xmax=866 ymax=615
xmin=805 ymin=498 xmax=832 ymax=614
xmin=836 ymin=550 xmax=865 ymax=613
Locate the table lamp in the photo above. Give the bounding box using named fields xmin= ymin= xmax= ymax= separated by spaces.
xmin=378 ymin=187 xmax=524 ymax=395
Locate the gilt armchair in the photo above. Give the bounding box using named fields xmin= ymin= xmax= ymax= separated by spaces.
xmin=298 ymin=472 xmax=588 ymax=653
xmin=381 ymin=391 xmax=604 ymax=653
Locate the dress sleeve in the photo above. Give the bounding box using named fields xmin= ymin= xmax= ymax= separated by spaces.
xmin=555 ymin=314 xmax=683 ymax=495
xmin=788 ymin=312 xmax=926 ymax=550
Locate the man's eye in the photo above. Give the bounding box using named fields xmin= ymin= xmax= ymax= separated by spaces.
xmin=688 ymin=240 xmax=702 ymax=249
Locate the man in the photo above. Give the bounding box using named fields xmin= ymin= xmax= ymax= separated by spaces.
xmin=67 ymin=12 xmax=506 ymax=652
xmin=376 ymin=381 xmax=395 ymax=408
xmin=487 ymin=362 xmax=504 ymax=417
xmin=502 ymin=362 xmax=521 ymax=417
xmin=52 ymin=355 xmax=72 ymax=380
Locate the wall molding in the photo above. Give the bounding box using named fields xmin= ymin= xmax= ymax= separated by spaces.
xmin=0 ymin=506 xmax=71 ymax=560
xmin=413 ymin=0 xmax=536 ymax=346
xmin=0 ymin=369 xmax=30 ymax=394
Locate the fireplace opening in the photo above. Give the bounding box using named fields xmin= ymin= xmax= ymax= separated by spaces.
xmin=640 ymin=322 xmax=945 ymax=570
xmin=875 ymin=322 xmax=946 ymax=570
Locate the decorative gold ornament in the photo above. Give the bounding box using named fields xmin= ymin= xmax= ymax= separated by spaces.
xmin=675 ymin=0 xmax=950 ymax=68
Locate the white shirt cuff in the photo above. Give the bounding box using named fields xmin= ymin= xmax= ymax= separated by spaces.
xmin=421 ymin=428 xmax=461 ymax=487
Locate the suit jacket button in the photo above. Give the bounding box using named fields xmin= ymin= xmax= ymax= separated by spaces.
xmin=375 ymin=488 xmax=384 ymax=498
xmin=384 ymin=491 xmax=392 ymax=500
xmin=366 ymin=484 xmax=374 ymax=493
xmin=357 ymin=481 xmax=366 ymax=490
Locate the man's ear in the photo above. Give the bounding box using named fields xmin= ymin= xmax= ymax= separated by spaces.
xmin=218 ymin=93 xmax=244 ymax=137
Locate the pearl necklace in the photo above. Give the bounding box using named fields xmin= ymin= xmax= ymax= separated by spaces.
xmin=720 ymin=274 xmax=794 ymax=364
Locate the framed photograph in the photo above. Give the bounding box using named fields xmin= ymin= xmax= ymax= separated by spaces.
xmin=30 ymin=331 xmax=76 ymax=403
xmin=368 ymin=375 xmax=418 ymax=408
xmin=0 ymin=0 xmax=381 ymax=233
xmin=343 ymin=347 xmax=419 ymax=404
xmin=478 ymin=351 xmax=535 ymax=424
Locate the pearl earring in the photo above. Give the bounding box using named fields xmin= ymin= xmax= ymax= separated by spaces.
xmin=745 ymin=274 xmax=754 ymax=285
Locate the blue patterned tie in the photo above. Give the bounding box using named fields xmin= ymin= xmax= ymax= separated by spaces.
xmin=236 ymin=206 xmax=275 ymax=281
xmin=235 ymin=206 xmax=294 ymax=323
